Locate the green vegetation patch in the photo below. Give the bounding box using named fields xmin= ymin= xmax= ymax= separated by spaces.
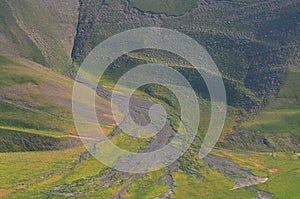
xmin=126 ymin=169 xmax=169 ymax=198
xmin=171 ymin=170 xmax=255 ymax=199
xmin=214 ymin=151 xmax=300 ymax=199
xmin=0 ymin=147 xmax=84 ymax=198
xmin=0 ymin=56 xmax=76 ymax=134
xmin=255 ymin=154 xmax=300 ymax=199
xmin=0 ymin=56 xmax=39 ymax=86
xmin=0 ymin=128 xmax=65 ymax=152
xmin=0 ymin=101 xmax=72 ymax=133
xmin=277 ymin=71 xmax=300 ymax=106
xmin=241 ymin=70 xmax=300 ymax=142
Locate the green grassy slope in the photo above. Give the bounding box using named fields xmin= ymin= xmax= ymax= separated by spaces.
xmin=0 ymin=0 xmax=79 ymax=71
xmin=0 ymin=1 xmax=46 ymax=65
xmin=0 ymin=57 xmax=279 ymax=199
xmin=211 ymin=150 xmax=300 ymax=199
xmin=0 ymin=56 xmax=114 ymax=152
xmin=220 ymin=70 xmax=300 ymax=151
xmin=244 ymin=70 xmax=300 ymax=141
xmin=0 ymin=56 xmax=75 ymax=134
xmin=1 ymin=142 xmax=299 ymax=198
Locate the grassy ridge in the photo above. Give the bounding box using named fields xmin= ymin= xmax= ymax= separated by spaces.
xmin=0 ymin=128 xmax=69 ymax=152
xmin=126 ymin=50 xmax=258 ymax=108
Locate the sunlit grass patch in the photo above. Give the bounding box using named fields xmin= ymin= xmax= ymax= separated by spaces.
xmin=125 ymin=169 xmax=169 ymax=198
xmin=211 ymin=150 xmax=300 ymax=198
xmin=171 ymin=169 xmax=254 ymax=199
xmin=0 ymin=147 xmax=84 ymax=197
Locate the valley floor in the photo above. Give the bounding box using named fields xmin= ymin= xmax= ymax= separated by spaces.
xmin=1 ymin=144 xmax=299 ymax=198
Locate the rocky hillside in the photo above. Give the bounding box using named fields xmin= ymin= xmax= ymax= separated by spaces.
xmin=72 ymin=0 xmax=300 ymax=110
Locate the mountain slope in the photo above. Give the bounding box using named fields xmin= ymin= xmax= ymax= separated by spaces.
xmin=0 ymin=1 xmax=299 ymax=198
xmin=71 ymin=0 xmax=300 ymax=151
xmin=0 ymin=56 xmax=114 ymax=152
xmin=220 ymin=69 xmax=300 ymax=151
xmin=0 ymin=1 xmax=45 ymax=65
xmin=72 ymin=0 xmax=300 ymax=110
xmin=0 ymin=0 xmax=79 ymax=71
